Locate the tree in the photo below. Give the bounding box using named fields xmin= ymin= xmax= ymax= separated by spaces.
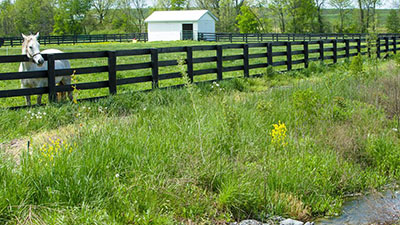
xmin=218 ymin=0 xmax=237 ymax=32
xmin=285 ymin=0 xmax=317 ymax=33
xmin=330 ymin=0 xmax=352 ymax=32
xmin=236 ymin=4 xmax=259 ymax=33
xmin=386 ymin=9 xmax=400 ymax=33
xmin=194 ymin=0 xmax=244 ymax=32
xmin=171 ymin=0 xmax=187 ymax=9
xmin=269 ymin=0 xmax=287 ymax=32
xmin=92 ymin=0 xmax=116 ymax=24
xmin=363 ymin=0 xmax=381 ymax=31
xmin=115 ymin=0 xmax=148 ymax=33
xmin=0 ymin=0 xmax=16 ymax=36
xmin=53 ymin=0 xmax=92 ymax=34
xmin=313 ymin=0 xmax=325 ymax=33
xmin=357 ymin=0 xmax=365 ymax=32
xmin=14 ymin=0 xmax=54 ymax=35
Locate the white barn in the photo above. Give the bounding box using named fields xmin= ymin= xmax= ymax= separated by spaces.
xmin=145 ymin=10 xmax=217 ymax=42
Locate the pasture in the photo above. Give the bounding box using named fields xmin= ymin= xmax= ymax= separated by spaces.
xmin=0 ymin=41 xmax=400 ymax=224
xmin=0 ymin=40 xmax=364 ymax=108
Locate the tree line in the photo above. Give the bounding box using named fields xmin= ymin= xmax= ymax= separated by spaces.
xmin=0 ymin=0 xmax=396 ymax=37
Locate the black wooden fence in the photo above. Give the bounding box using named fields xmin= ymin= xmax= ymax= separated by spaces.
xmin=0 ymin=36 xmax=398 ymax=108
xmin=198 ymin=32 xmax=400 ymax=43
xmin=0 ymin=33 xmax=148 ymax=47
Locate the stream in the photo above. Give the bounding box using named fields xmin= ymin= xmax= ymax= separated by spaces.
xmin=316 ymin=190 xmax=400 ymax=224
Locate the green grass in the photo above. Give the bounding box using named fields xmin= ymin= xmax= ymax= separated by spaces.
xmin=0 ymin=44 xmax=400 ymax=224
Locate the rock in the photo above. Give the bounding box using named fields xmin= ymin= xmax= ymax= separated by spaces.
xmin=237 ymin=220 xmax=263 ymax=225
xmin=304 ymin=222 xmax=314 ymax=225
xmin=229 ymin=219 xmax=272 ymax=225
xmin=279 ymin=219 xmax=304 ymax=225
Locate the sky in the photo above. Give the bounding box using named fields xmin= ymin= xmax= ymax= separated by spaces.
xmin=145 ymin=0 xmax=396 ymax=9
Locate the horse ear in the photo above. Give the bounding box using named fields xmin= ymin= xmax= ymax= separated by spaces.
xmin=21 ymin=33 xmax=27 ymax=39
xmin=34 ymin=32 xmax=39 ymax=39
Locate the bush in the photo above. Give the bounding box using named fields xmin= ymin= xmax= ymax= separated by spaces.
xmin=349 ymin=53 xmax=364 ymax=78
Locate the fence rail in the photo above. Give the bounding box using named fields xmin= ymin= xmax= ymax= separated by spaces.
xmin=0 ymin=33 xmax=148 ymax=47
xmin=198 ymin=32 xmax=400 ymax=43
xmin=0 ymin=36 xmax=398 ymax=108
xmin=2 ymin=33 xmax=400 ymax=47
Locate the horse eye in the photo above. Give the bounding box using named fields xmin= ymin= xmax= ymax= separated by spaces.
xmin=29 ymin=46 xmax=32 ymax=49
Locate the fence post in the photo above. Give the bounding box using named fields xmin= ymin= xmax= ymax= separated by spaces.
xmin=345 ymin=39 xmax=350 ymax=58
xmin=186 ymin=46 xmax=194 ymax=83
xmin=47 ymin=54 xmax=57 ymax=103
xmin=319 ymin=40 xmax=324 ymax=62
xmin=357 ymin=38 xmax=361 ymax=54
xmin=394 ymin=36 xmax=397 ymax=54
xmin=286 ymin=42 xmax=292 ymax=71
xmin=385 ymin=37 xmax=389 ymax=53
xmin=243 ymin=44 xmax=249 ymax=78
xmin=216 ymin=45 xmax=223 ymax=81
xmin=151 ymin=49 xmax=159 ymax=89
xmin=333 ymin=39 xmax=338 ymax=64
xmin=267 ymin=43 xmax=273 ymax=67
xmin=230 ymin=33 xmax=232 ymax=43
xmin=107 ymin=51 xmax=117 ymax=95
xmin=377 ymin=38 xmax=381 ymax=58
xmin=303 ymin=41 xmax=309 ymax=69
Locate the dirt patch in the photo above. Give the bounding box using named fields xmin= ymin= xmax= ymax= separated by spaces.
xmin=0 ymin=138 xmax=28 ymax=164
xmin=0 ymin=124 xmax=78 ymax=165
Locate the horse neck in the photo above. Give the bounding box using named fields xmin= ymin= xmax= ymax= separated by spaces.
xmin=21 ymin=47 xmax=35 ymax=71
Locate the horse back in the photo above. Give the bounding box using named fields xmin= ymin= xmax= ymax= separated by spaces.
xmin=41 ymin=49 xmax=70 ymax=69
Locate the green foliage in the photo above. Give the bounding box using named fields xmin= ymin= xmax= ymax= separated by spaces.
xmin=292 ymin=88 xmax=322 ymax=118
xmin=329 ymin=0 xmax=352 ymax=33
xmin=394 ymin=53 xmax=400 ymax=67
xmin=14 ymin=0 xmax=54 ymax=35
xmin=366 ymin=135 xmax=400 ymax=176
xmin=0 ymin=0 xmax=16 ymax=36
xmin=285 ymin=0 xmax=317 ymax=33
xmin=171 ymin=0 xmax=187 ymax=10
xmin=217 ymin=0 xmax=238 ymax=32
xmin=386 ymin=9 xmax=400 ymax=33
xmin=236 ymin=5 xmax=259 ymax=33
xmin=349 ymin=53 xmax=364 ymax=78
xmin=53 ymin=0 xmax=92 ymax=35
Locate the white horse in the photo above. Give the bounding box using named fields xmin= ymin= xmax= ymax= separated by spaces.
xmin=19 ymin=32 xmax=73 ymax=105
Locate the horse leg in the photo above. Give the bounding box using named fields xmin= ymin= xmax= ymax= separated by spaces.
xmin=61 ymin=76 xmax=73 ymax=101
xmin=21 ymin=82 xmax=31 ymax=106
xmin=37 ymin=95 xmax=42 ymax=105
xmin=25 ymin=95 xmax=31 ymax=106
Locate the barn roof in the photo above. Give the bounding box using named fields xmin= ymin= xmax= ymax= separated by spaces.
xmin=145 ymin=10 xmax=218 ymax=23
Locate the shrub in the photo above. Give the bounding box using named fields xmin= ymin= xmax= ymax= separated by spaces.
xmin=350 ymin=53 xmax=364 ymax=78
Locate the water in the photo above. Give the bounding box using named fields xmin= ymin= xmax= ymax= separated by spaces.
xmin=316 ymin=191 xmax=400 ymax=225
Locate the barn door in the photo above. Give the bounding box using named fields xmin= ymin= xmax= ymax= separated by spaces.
xmin=182 ymin=24 xmax=193 ymax=40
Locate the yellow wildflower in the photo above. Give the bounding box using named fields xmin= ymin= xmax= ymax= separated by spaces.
xmin=269 ymin=121 xmax=288 ymax=147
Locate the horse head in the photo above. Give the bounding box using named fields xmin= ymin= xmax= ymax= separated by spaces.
xmin=22 ymin=32 xmax=44 ymax=66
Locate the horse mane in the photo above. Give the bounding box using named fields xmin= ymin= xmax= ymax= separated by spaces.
xmin=22 ymin=35 xmax=34 ymax=52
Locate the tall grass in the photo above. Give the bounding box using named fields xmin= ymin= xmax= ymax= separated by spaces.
xmin=0 ymin=55 xmax=400 ymax=224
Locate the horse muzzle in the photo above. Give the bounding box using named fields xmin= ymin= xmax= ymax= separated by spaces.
xmin=33 ymin=55 xmax=45 ymax=66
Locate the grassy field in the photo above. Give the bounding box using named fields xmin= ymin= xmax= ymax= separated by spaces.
xmin=0 ymin=41 xmax=360 ymax=108
xmin=0 ymin=40 xmax=399 ymax=224
xmin=322 ymin=9 xmax=391 ymax=31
